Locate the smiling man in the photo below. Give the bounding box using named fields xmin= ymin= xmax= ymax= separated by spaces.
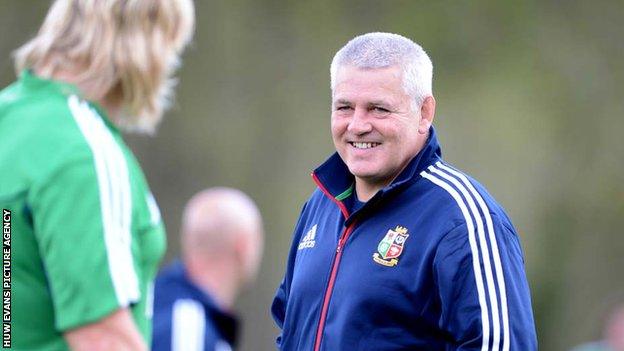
xmin=271 ymin=33 xmax=538 ymax=350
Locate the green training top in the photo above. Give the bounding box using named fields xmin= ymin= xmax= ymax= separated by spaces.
xmin=0 ymin=71 xmax=166 ymax=350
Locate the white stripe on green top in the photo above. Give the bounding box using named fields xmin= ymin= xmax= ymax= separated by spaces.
xmin=68 ymin=95 xmax=139 ymax=306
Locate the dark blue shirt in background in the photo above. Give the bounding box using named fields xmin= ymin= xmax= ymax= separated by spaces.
xmin=152 ymin=261 xmax=238 ymax=351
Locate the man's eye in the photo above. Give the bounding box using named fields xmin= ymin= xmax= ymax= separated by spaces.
xmin=336 ymin=106 xmax=352 ymax=111
xmin=372 ymin=107 xmax=390 ymax=113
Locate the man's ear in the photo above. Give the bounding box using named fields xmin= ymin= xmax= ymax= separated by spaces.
xmin=418 ymin=96 xmax=436 ymax=134
xmin=233 ymin=234 xmax=251 ymax=282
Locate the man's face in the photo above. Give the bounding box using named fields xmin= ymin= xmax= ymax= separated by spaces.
xmin=331 ymin=65 xmax=428 ymax=191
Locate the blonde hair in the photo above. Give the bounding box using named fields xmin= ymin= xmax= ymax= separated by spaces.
xmin=14 ymin=0 xmax=195 ymax=133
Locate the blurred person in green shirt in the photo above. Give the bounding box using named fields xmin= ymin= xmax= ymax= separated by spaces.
xmin=0 ymin=0 xmax=194 ymax=349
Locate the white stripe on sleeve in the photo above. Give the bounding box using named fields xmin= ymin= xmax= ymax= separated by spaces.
xmin=68 ymin=95 xmax=139 ymax=306
xmin=420 ymin=170 xmax=491 ymax=351
xmin=435 ymin=161 xmax=510 ymax=351
xmin=428 ymin=164 xmax=501 ymax=350
xmin=172 ymin=299 xmax=205 ymax=351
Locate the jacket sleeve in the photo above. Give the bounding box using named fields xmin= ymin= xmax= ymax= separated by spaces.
xmin=29 ymin=149 xmax=138 ymax=332
xmin=270 ymin=201 xmax=309 ymax=349
xmin=433 ymin=216 xmax=537 ymax=350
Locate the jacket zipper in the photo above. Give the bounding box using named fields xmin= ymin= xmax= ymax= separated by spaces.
xmin=311 ymin=173 xmax=356 ymax=351
xmin=313 ymin=223 xmax=356 ymax=351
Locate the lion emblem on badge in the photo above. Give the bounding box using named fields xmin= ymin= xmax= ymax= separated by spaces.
xmin=373 ymin=226 xmax=409 ymax=267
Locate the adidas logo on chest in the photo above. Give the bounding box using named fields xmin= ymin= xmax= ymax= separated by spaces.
xmin=298 ymin=224 xmax=317 ymax=250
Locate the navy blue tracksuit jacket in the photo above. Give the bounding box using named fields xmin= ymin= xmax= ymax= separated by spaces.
xmin=271 ymin=128 xmax=537 ymax=350
xmin=152 ymin=261 xmax=238 ymax=351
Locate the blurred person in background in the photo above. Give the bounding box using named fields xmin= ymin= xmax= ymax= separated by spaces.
xmin=271 ymin=32 xmax=537 ymax=350
xmin=571 ymin=303 xmax=624 ymax=351
xmin=0 ymin=0 xmax=194 ymax=350
xmin=152 ymin=187 xmax=264 ymax=351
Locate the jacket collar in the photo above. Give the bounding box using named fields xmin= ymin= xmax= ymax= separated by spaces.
xmin=312 ymin=127 xmax=442 ymax=221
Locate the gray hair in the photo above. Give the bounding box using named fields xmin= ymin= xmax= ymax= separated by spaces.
xmin=330 ymin=32 xmax=433 ymax=106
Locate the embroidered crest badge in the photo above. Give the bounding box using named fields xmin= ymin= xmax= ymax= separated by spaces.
xmin=373 ymin=226 xmax=409 ymax=267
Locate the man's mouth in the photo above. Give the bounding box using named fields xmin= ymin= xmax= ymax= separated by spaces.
xmin=350 ymin=142 xmax=381 ymax=149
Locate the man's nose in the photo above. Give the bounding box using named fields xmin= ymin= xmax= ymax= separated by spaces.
xmin=347 ymin=108 xmax=372 ymax=135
